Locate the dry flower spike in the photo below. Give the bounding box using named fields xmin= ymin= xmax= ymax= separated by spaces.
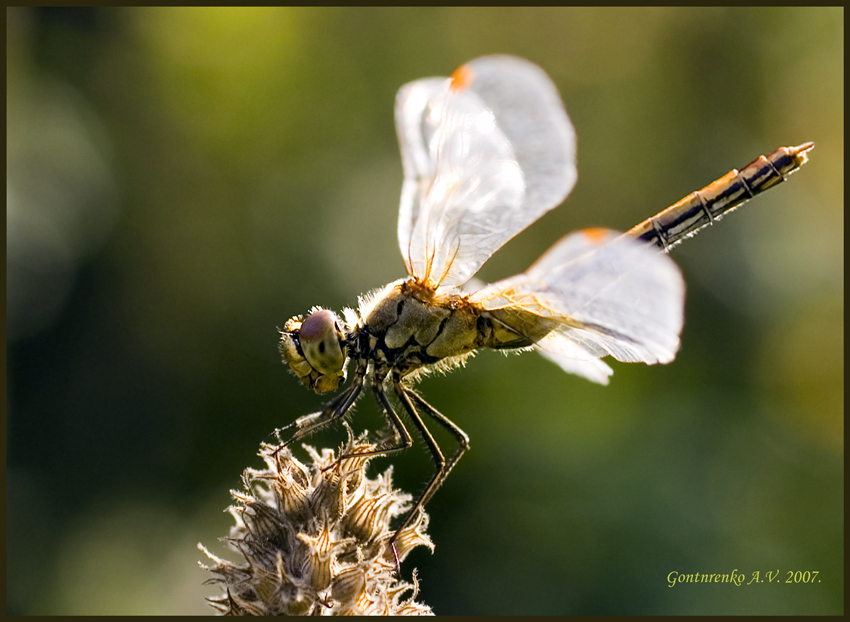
xmin=199 ymin=426 xmax=434 ymax=615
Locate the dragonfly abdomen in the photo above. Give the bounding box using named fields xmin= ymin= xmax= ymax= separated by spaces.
xmin=628 ymin=142 xmax=814 ymax=251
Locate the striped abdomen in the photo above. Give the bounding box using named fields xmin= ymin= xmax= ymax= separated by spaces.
xmin=628 ymin=142 xmax=814 ymax=251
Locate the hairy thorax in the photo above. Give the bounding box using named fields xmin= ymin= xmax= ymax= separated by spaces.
xmin=354 ymin=278 xmax=555 ymax=380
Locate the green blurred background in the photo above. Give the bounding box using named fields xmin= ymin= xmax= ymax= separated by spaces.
xmin=6 ymin=7 xmax=842 ymax=615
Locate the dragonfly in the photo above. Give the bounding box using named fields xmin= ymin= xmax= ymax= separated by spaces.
xmin=276 ymin=55 xmax=813 ymax=562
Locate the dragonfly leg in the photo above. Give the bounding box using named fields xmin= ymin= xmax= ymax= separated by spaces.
xmin=336 ymin=376 xmax=413 ymax=461
xmin=388 ymin=382 xmax=470 ymax=553
xmin=402 ymin=385 xmax=470 ymax=509
xmin=272 ymin=365 xmax=366 ymax=456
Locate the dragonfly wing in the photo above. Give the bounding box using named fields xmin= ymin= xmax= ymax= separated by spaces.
xmin=535 ymin=331 xmax=614 ymax=385
xmin=470 ymin=229 xmax=685 ymax=369
xmin=395 ymin=55 xmax=577 ymax=289
xmin=396 ymin=76 xmax=445 ymax=277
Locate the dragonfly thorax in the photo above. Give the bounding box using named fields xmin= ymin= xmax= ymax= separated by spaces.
xmin=355 ymin=277 xmax=552 ymax=381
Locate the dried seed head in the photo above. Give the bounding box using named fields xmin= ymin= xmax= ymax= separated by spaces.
xmin=199 ymin=427 xmax=434 ymax=615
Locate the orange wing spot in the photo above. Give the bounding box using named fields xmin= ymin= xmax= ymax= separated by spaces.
xmin=581 ymin=228 xmax=611 ymax=244
xmin=449 ymin=64 xmax=474 ymax=92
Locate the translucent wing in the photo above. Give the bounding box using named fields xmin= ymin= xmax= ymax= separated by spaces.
xmin=395 ymin=55 xmax=577 ymax=289
xmin=534 ymin=331 xmax=615 ymax=385
xmin=469 ymin=229 xmax=685 ymax=381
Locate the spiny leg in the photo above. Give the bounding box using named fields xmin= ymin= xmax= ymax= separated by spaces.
xmin=337 ymin=377 xmax=413 ymax=462
xmin=329 ymin=377 xmax=423 ymax=573
xmin=387 ymin=380 xmax=470 ymax=554
xmin=318 ymin=378 xmax=416 ymax=575
xmin=272 ymin=366 xmax=366 ymax=457
xmin=403 ymin=385 xmax=470 ymax=509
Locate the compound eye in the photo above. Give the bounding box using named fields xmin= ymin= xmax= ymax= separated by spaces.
xmin=299 ymin=309 xmax=345 ymax=375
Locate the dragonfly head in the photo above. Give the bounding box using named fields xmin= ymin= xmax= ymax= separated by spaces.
xmin=280 ymin=308 xmax=348 ymax=394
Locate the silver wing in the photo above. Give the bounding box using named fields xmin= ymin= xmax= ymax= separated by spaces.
xmin=394 ymin=55 xmax=577 ymax=289
xmin=468 ymin=228 xmax=685 ymax=384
